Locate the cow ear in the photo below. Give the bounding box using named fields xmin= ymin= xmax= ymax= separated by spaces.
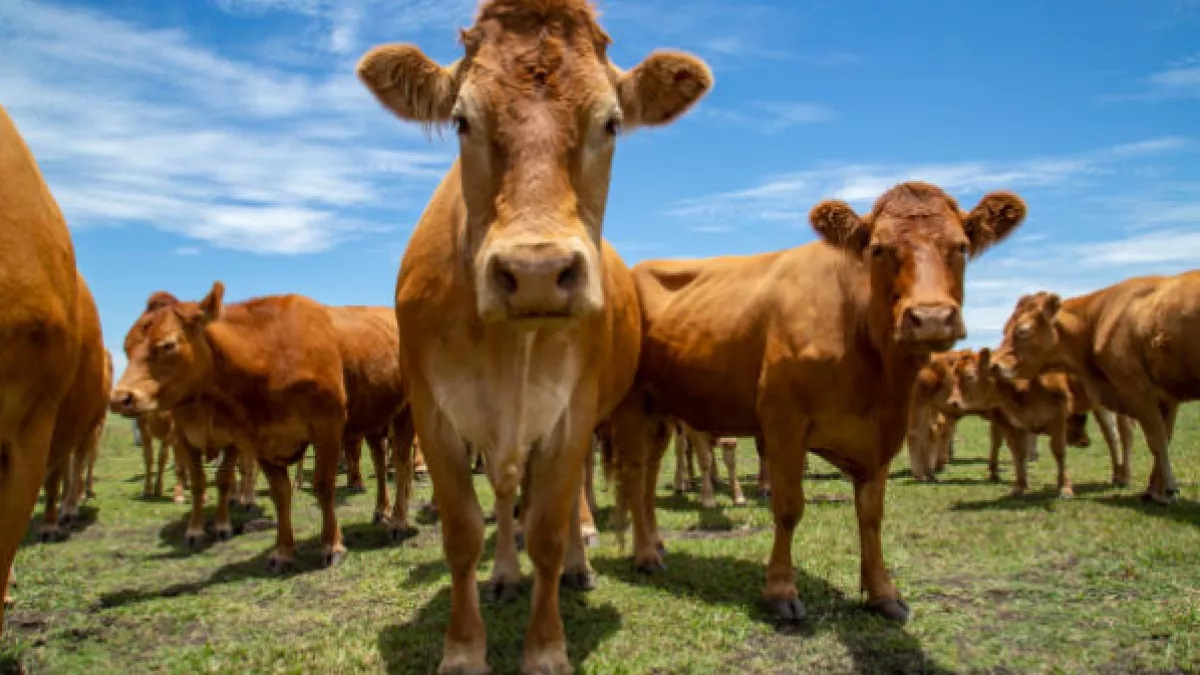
xmin=1040 ymin=293 xmax=1062 ymax=320
xmin=977 ymin=348 xmax=991 ymax=372
xmin=357 ymin=44 xmax=461 ymax=126
xmin=198 ymin=281 xmax=225 ymax=324
xmin=965 ymin=191 xmax=1026 ymax=257
xmin=145 ymin=291 xmax=179 ymax=313
xmin=810 ymin=199 xmax=871 ymax=256
xmin=615 ymin=50 xmax=714 ymax=128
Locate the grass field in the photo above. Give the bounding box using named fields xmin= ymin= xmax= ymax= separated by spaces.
xmin=3 ymin=407 xmax=1200 ymax=674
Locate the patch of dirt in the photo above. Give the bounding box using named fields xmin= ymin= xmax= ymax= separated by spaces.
xmin=673 ymin=524 xmax=765 ymax=540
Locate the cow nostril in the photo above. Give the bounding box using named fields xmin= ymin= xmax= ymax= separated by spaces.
xmin=908 ymin=310 xmax=923 ymax=327
xmin=556 ymin=256 xmax=582 ymax=290
xmin=492 ymin=264 xmax=518 ymax=295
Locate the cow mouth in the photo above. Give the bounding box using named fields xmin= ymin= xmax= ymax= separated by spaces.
xmin=904 ymin=337 xmax=959 ymax=354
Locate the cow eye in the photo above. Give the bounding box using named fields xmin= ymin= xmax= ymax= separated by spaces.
xmin=604 ymin=114 xmax=622 ymax=137
xmin=453 ymin=114 xmax=470 ymax=136
xmin=869 ymin=244 xmax=887 ymax=259
xmin=155 ymin=339 xmax=178 ymax=355
xmin=955 ymin=242 xmax=970 ymax=257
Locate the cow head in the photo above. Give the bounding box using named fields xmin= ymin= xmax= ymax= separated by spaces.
xmin=989 ymin=291 xmax=1063 ymax=381
xmin=944 ymin=349 xmax=999 ymax=413
xmin=357 ymin=0 xmax=713 ymax=326
xmin=810 ymin=182 xmax=1026 ymax=353
xmin=109 ymin=282 xmax=225 ymax=416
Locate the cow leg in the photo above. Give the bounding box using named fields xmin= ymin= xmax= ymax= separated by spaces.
xmin=236 ymin=449 xmax=257 ymax=510
xmin=38 ymin=461 xmax=65 ymax=542
xmin=62 ymin=427 xmax=98 ymax=524
xmin=520 ymin=423 xmax=592 ymax=675
xmin=853 ymin=466 xmax=908 ymax=622
xmin=182 ymin=443 xmax=207 ymax=549
xmin=582 ymin=447 xmax=598 ymax=531
xmin=0 ymin=410 xmax=59 ymax=637
xmin=1116 ymin=415 xmax=1135 ymax=487
xmin=691 ymin=432 xmax=716 ymax=509
xmin=139 ymin=418 xmax=155 ymax=497
xmin=344 ymin=435 xmax=366 ymax=493
xmin=488 ymin=486 xmax=523 ymax=602
xmin=293 ymin=449 xmax=306 ymax=489
xmin=755 ymin=435 xmax=771 ymax=499
xmin=153 ymin=436 xmax=168 ymax=498
xmin=936 ymin=418 xmax=956 ymax=472
xmin=987 ymin=421 xmax=1003 ymax=483
xmin=171 ymin=443 xmax=189 ymax=504
xmin=366 ymin=434 xmax=391 ymax=525
xmin=721 ymin=440 xmax=746 ymax=506
xmin=1091 ymin=409 xmax=1123 ymax=487
xmin=579 ymin=476 xmax=598 ymax=548
xmin=1004 ymin=427 xmax=1030 ymax=497
xmin=1136 ymin=402 xmax=1178 ymax=504
xmin=260 ymin=461 xmax=295 ymax=571
xmin=387 ymin=409 xmax=417 ymax=541
xmin=760 ymin=421 xmax=809 ymax=623
xmin=310 ymin=430 xmax=347 ymax=567
xmin=212 ymin=449 xmax=238 ymax=542
xmin=609 ymin=395 xmax=669 ymax=573
xmin=672 ymin=426 xmax=688 ymax=494
xmin=1048 ymin=418 xmax=1074 ymax=499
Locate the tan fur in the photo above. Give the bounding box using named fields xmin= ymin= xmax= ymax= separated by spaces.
xmin=989 ymin=272 xmax=1200 ymax=503
xmin=357 ymin=1 xmax=710 ymax=671
xmin=607 ymin=182 xmax=1023 ymax=625
xmin=137 ymin=411 xmax=190 ymax=504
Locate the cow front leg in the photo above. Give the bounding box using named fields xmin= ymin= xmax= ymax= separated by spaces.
xmin=140 ymin=419 xmax=155 ymax=497
xmin=672 ymin=425 xmax=688 ymax=494
xmin=691 ymin=431 xmax=716 ymax=509
xmin=180 ymin=443 xmax=208 ymax=549
xmin=561 ymin=483 xmax=596 ymax=592
xmin=754 ymin=435 xmax=771 ymax=499
xmin=387 ymin=409 xmax=418 ymax=541
xmin=344 ymin=435 xmax=366 ymax=493
xmin=987 ymin=421 xmax=1003 ymax=483
xmin=1091 ymin=409 xmax=1122 ymax=487
xmin=1116 ymin=415 xmax=1135 ymax=487
xmin=854 ymin=466 xmax=909 ymax=622
xmin=487 ymin=488 xmax=523 ymax=603
xmin=367 ymin=434 xmax=391 ymax=525
xmin=212 ymin=449 xmax=238 ymax=541
xmin=721 ymin=439 xmax=746 ymax=506
xmin=38 ymin=461 xmax=65 ymax=542
xmin=1005 ymin=427 xmax=1031 ymax=497
xmin=236 ymin=449 xmax=257 ymax=510
xmin=312 ymin=432 xmax=346 ymax=567
xmin=260 ymin=461 xmax=295 ymax=571
xmin=1048 ymin=421 xmax=1074 ymax=499
xmin=760 ymin=421 xmax=809 ymax=622
xmin=171 ymin=443 xmax=189 ymax=504
xmin=153 ymin=437 xmax=169 ymax=498
xmin=609 ymin=395 xmax=669 ymax=573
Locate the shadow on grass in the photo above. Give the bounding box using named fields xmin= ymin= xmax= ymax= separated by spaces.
xmin=377 ymin=582 xmax=622 ymax=675
xmin=592 ymin=552 xmax=954 ymax=675
xmin=153 ymin=503 xmax=270 ymax=557
xmin=950 ymin=482 xmax=1117 ymax=513
xmin=18 ymin=503 xmax=102 ymax=550
xmin=99 ymin=520 xmax=403 ymax=609
xmin=1093 ymin=493 xmax=1200 ymax=528
xmin=0 ymin=654 xmax=24 ymax=675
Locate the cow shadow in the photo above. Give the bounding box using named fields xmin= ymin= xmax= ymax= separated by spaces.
xmin=377 ymin=582 xmax=622 ymax=675
xmin=950 ymin=482 xmax=1116 ymax=513
xmin=101 ymin=521 xmax=404 ymax=609
xmin=0 ymin=654 xmax=23 ymax=675
xmin=153 ymin=503 xmax=270 ymax=557
xmin=1093 ymin=493 xmax=1200 ymax=528
xmin=17 ymin=503 xmax=101 ymax=549
xmin=591 ymin=552 xmax=954 ymax=675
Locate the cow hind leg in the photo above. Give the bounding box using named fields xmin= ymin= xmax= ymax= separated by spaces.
xmin=691 ymin=432 xmax=717 ymax=509
xmin=344 ymin=436 xmax=366 ymax=493
xmin=367 ymin=434 xmax=391 ymax=525
xmin=721 ymin=440 xmax=746 ymax=506
xmin=387 ymin=410 xmax=417 ymax=541
xmin=38 ymin=461 xmax=66 ymax=543
xmin=212 ymin=450 xmax=238 ymax=541
xmin=171 ymin=443 xmax=188 ymax=504
xmin=311 ymin=430 xmax=347 ymax=567
xmin=139 ymin=421 xmax=155 ymax=497
xmin=154 ymin=438 xmax=169 ymax=498
xmin=1091 ymin=409 xmax=1124 ymax=487
xmin=1116 ymin=415 xmax=1135 ymax=488
xmin=672 ymin=427 xmax=687 ymax=494
xmin=236 ymin=450 xmax=257 ymax=511
xmin=182 ymin=443 xmax=208 ymax=549
xmin=260 ymin=461 xmax=295 ymax=571
xmin=755 ymin=435 xmax=771 ymax=499
xmin=1048 ymin=421 xmax=1074 ymax=499
xmin=987 ymin=422 xmax=1003 ymax=483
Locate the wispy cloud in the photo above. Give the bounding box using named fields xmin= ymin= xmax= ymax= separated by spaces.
xmin=1079 ymin=229 xmax=1200 ymax=266
xmin=665 ymin=137 xmax=1192 ymax=224
xmin=1106 ymin=52 xmax=1200 ymax=101
xmin=705 ymin=102 xmax=837 ymax=133
xmin=0 ymin=0 xmax=455 ymax=255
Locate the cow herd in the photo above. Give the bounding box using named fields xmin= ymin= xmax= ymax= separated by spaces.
xmin=1 ymin=1 xmax=1198 ymax=674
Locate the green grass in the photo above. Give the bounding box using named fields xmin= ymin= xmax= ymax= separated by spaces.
xmin=4 ymin=407 xmax=1200 ymax=674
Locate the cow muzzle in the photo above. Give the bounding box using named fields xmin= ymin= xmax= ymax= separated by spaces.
xmin=896 ymin=302 xmax=966 ymax=351
xmin=478 ymin=239 xmax=601 ymax=325
xmin=109 ymin=388 xmax=153 ymax=417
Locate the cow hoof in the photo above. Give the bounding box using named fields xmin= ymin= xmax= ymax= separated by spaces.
xmin=267 ymin=555 xmax=293 ymax=574
xmin=372 ymin=511 xmax=384 ymax=525
xmin=1141 ymin=491 xmax=1176 ymax=505
xmin=635 ymin=559 xmax=667 ymax=575
xmin=389 ymin=525 xmax=418 ymax=543
xmin=243 ymin=502 xmax=256 ymax=513
xmin=767 ymin=597 xmax=806 ymax=622
xmin=759 ymin=489 xmax=772 ymax=499
xmin=86 ymin=490 xmax=97 ymax=499
xmin=514 ymin=532 xmax=525 ymax=552
xmin=323 ymin=549 xmax=346 ymax=568
xmin=867 ymin=598 xmax=912 ymax=623
xmin=214 ymin=527 xmax=232 ymax=542
xmin=173 ymin=495 xmax=187 ymax=505
xmin=1058 ymin=490 xmax=1075 ymax=500
xmin=988 ymin=474 xmax=1001 ymax=484
xmin=655 ymin=542 xmax=668 ymax=558
xmin=560 ymin=570 xmax=597 ymax=592
xmin=350 ymin=485 xmax=367 ymax=495
xmin=520 ymin=654 xmax=572 ymax=675
xmin=185 ymin=532 xmax=206 ymax=550
xmin=38 ymin=528 xmax=63 ymax=544
xmin=484 ymin=580 xmax=521 ymax=603
xmin=700 ymin=499 xmax=716 ymax=510
xmin=57 ymin=514 xmax=73 ymax=528
xmin=437 ymin=659 xmax=492 ymax=675
xmin=733 ymin=497 xmax=748 ymax=507
xmin=227 ymin=498 xmax=239 ymax=508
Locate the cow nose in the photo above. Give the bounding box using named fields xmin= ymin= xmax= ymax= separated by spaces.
xmin=109 ymin=389 xmax=138 ymax=415
xmin=899 ymin=304 xmax=963 ymax=344
xmin=487 ymin=248 xmax=586 ymax=316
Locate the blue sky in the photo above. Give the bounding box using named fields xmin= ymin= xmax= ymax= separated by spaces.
xmin=1 ymin=0 xmax=1197 ymax=376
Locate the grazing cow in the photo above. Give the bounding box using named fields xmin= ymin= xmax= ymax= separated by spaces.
xmin=355 ymin=0 xmax=712 ymax=670
xmin=944 ymin=349 xmax=1131 ymax=496
xmin=0 ymin=104 xmax=101 ymax=637
xmin=110 ymin=284 xmax=349 ymax=570
xmin=989 ymin=277 xmax=1200 ymax=504
xmin=137 ymin=411 xmax=190 ymax=504
xmin=608 ymin=181 xmax=1025 ymax=624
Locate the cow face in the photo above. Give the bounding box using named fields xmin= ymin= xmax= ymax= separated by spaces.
xmin=944 ymin=349 xmax=998 ymax=413
xmin=110 ymin=282 xmax=225 ymax=416
xmin=810 ymin=182 xmax=1026 ymax=353
xmin=989 ymin=291 xmax=1062 ymax=380
xmin=357 ymin=0 xmax=712 ymax=326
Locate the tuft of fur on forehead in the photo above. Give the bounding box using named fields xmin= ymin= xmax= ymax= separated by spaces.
xmin=467 ymin=0 xmax=611 ymax=62
xmin=145 ymin=291 xmax=180 ymax=314
xmin=867 ymin=181 xmax=961 ymax=221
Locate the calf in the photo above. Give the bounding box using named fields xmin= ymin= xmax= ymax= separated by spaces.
xmin=989 ymin=278 xmax=1200 ymax=503
xmin=111 ymin=284 xmax=349 ymax=570
xmin=609 ymin=181 xmax=1024 ymax=623
xmin=137 ymin=411 xmax=190 ymax=504
xmin=356 ymin=0 xmax=711 ymax=670
xmin=907 ymin=350 xmax=973 ymax=482
xmin=0 ymin=105 xmax=105 ymax=635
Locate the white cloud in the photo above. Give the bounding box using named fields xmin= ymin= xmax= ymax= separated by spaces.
xmin=706 ymin=102 xmax=837 ymax=133
xmin=1078 ymin=229 xmax=1200 ymax=266
xmin=0 ymin=0 xmax=454 ymax=255
xmin=1107 ymin=52 xmax=1200 ymax=101
xmin=174 ymin=246 xmax=201 ymax=256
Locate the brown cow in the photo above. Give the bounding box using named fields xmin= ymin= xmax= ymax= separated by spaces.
xmin=608 ymin=181 xmax=1025 ymax=624
xmin=944 ymin=349 xmax=1131 ymax=496
xmin=0 ymin=104 xmax=105 ymax=636
xmin=57 ymin=350 xmax=114 ymax=525
xmin=907 ymin=350 xmax=973 ymax=482
xmin=989 ymin=277 xmax=1199 ymax=503
xmin=671 ymin=422 xmax=746 ymax=508
xmin=137 ymin=411 xmax=190 ymax=504
xmin=111 ymin=284 xmax=349 ymax=570
xmin=355 ymin=1 xmax=711 ymax=670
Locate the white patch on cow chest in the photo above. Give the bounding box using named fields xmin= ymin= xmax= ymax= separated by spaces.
xmin=426 ymin=329 xmax=583 ymax=451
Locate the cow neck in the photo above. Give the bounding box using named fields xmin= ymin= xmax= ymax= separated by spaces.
xmin=1052 ymin=297 xmax=1103 ymax=389
xmin=192 ymin=322 xmax=255 ymax=429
